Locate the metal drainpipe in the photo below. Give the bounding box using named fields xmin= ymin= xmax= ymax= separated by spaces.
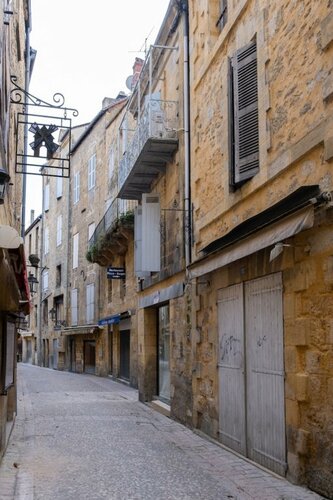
xmin=38 ymin=200 xmax=44 ymax=366
xmin=21 ymin=7 xmax=32 ymax=238
xmin=182 ymin=0 xmax=191 ymax=268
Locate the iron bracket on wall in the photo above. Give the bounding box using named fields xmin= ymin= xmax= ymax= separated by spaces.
xmin=10 ymin=75 xmax=79 ymax=178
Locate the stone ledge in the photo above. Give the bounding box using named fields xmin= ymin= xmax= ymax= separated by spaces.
xmin=149 ymin=399 xmax=171 ymax=418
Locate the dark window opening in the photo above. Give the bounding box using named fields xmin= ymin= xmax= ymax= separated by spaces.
xmin=56 ymin=264 xmax=61 ymax=288
xmin=42 ymin=299 xmax=48 ymax=326
xmin=54 ymin=295 xmax=64 ymax=329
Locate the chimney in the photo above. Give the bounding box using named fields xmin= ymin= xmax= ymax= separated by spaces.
xmin=132 ymin=57 xmax=144 ymax=90
xmin=30 ymin=210 xmax=35 ymax=224
xmin=102 ymin=97 xmax=115 ymax=109
xmin=116 ymin=91 xmax=127 ymax=100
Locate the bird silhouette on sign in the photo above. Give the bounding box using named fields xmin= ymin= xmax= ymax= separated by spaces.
xmin=29 ymin=123 xmax=59 ymax=159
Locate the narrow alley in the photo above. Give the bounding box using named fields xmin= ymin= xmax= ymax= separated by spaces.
xmin=0 ymin=364 xmax=324 ymax=500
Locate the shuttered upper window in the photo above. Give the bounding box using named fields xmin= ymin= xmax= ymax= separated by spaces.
xmin=88 ymin=154 xmax=96 ymax=191
xmin=216 ymin=0 xmax=228 ymax=30
xmin=230 ymin=39 xmax=259 ymax=187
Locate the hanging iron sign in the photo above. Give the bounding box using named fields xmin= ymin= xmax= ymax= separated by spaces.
xmin=10 ymin=75 xmax=79 ymax=178
xmin=107 ymin=267 xmax=126 ymax=279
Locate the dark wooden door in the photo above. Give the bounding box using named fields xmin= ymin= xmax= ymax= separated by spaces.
xmin=119 ymin=330 xmax=130 ymax=381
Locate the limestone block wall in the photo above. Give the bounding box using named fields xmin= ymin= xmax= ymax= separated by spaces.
xmin=191 ymin=205 xmax=333 ymax=496
xmin=99 ymin=245 xmax=139 ymax=388
xmin=188 ymin=3 xmax=333 ymax=494
xmin=189 ymin=0 xmax=333 ymax=254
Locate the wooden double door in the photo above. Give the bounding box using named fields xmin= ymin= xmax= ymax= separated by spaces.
xmin=217 ymin=273 xmax=286 ymax=475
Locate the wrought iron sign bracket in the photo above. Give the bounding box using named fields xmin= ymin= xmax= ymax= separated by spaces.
xmin=10 ymin=75 xmax=79 ymax=178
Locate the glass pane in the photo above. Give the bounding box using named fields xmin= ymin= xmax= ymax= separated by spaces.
xmin=158 ymin=305 xmax=170 ymax=403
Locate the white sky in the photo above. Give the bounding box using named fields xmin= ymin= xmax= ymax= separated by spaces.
xmin=26 ymin=0 xmax=170 ymax=224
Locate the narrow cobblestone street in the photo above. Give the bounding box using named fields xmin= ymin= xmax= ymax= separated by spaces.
xmin=0 ymin=364 xmax=325 ymax=500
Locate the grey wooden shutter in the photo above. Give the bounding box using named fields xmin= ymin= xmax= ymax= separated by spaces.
xmin=232 ymin=39 xmax=259 ymax=184
xmin=142 ymin=193 xmax=161 ymax=272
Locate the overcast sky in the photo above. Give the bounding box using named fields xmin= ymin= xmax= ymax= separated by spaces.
xmin=26 ymin=0 xmax=170 ymax=223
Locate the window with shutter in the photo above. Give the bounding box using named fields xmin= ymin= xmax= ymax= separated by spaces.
xmin=56 ymin=215 xmax=62 ymax=246
xmin=73 ymin=172 xmax=80 ymax=204
xmin=44 ymin=183 xmax=50 ymax=211
xmin=71 ymin=289 xmax=78 ymax=326
xmin=88 ymin=154 xmax=96 ymax=190
xmin=230 ymin=39 xmax=259 ymax=187
xmin=142 ymin=193 xmax=161 ymax=273
xmin=73 ymin=233 xmax=79 ymax=269
xmin=216 ymin=0 xmax=228 ymax=30
xmin=134 ymin=196 xmax=161 ymax=277
xmin=86 ymin=283 xmax=95 ymax=323
xmin=56 ymin=169 xmax=63 ymax=198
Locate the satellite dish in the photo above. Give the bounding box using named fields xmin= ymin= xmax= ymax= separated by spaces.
xmin=126 ymin=75 xmax=133 ymax=91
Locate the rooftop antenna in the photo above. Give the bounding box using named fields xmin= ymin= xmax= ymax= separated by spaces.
xmin=129 ymin=27 xmax=155 ymax=58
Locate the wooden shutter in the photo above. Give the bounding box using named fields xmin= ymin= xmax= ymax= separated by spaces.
xmin=71 ymin=289 xmax=78 ymax=326
xmin=232 ymin=39 xmax=259 ymax=185
xmin=142 ymin=193 xmax=161 ymax=272
xmin=134 ymin=206 xmax=143 ymax=276
xmin=44 ymin=183 xmax=50 ymax=211
xmin=56 ymin=169 xmax=63 ymax=198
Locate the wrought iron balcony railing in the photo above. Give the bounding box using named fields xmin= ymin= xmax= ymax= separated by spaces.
xmin=87 ymin=198 xmax=136 ymax=265
xmin=88 ymin=198 xmax=136 ymax=250
xmin=118 ymin=99 xmax=179 ymax=199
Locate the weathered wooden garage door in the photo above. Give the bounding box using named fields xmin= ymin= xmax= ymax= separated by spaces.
xmin=217 ymin=283 xmax=246 ymax=454
xmin=218 ymin=273 xmax=286 ymax=475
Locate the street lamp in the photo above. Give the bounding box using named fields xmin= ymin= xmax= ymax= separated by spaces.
xmin=27 ymin=272 xmax=38 ymax=295
xmin=0 ymin=167 xmax=10 ymax=204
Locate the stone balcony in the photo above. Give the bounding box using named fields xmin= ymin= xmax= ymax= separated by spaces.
xmin=118 ymin=99 xmax=179 ymax=200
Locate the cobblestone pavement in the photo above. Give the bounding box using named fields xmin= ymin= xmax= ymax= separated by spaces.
xmin=0 ymin=364 xmax=325 ymax=500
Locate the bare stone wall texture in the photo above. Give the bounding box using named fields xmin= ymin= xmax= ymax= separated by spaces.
xmin=189 ymin=0 xmax=333 ymax=497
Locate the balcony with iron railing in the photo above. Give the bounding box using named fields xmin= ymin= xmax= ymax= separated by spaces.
xmin=118 ymin=99 xmax=179 ymax=200
xmin=86 ymin=198 xmax=136 ymax=266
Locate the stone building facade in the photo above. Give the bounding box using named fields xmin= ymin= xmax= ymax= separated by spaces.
xmin=89 ymin=90 xmax=139 ymax=387
xmin=0 ymin=0 xmax=31 ymax=460
xmin=23 ymin=1 xmax=333 ymax=497
xmin=23 ymin=212 xmax=42 ymax=364
xmin=65 ymin=97 xmax=129 ymax=378
xmin=113 ymin=1 xmax=192 ymax=421
xmin=39 ymin=125 xmax=87 ymax=371
xmin=187 ymin=0 xmax=333 ymax=497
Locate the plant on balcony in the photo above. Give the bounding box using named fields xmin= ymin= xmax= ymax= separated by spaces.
xmin=86 ymin=244 xmax=98 ymax=263
xmin=118 ymin=210 xmax=134 ymax=227
xmin=86 ymin=210 xmax=135 ymax=264
xmin=28 ymin=253 xmax=40 ymax=268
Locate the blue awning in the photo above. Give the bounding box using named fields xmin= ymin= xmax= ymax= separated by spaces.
xmin=98 ymin=314 xmax=120 ymax=326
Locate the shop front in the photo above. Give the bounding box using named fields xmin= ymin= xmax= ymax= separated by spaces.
xmin=62 ymin=325 xmax=106 ymax=376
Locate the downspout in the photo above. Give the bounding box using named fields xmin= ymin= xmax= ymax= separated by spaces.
xmin=181 ymin=0 xmax=191 ymax=268
xmin=38 ymin=196 xmax=44 ymax=366
xmin=21 ymin=1 xmax=32 ymax=238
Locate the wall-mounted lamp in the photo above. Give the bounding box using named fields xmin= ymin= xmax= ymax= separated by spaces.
xmin=49 ymin=307 xmax=56 ymax=322
xmin=27 ymin=272 xmax=38 ymax=295
xmin=0 ymin=167 xmax=10 ymax=204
